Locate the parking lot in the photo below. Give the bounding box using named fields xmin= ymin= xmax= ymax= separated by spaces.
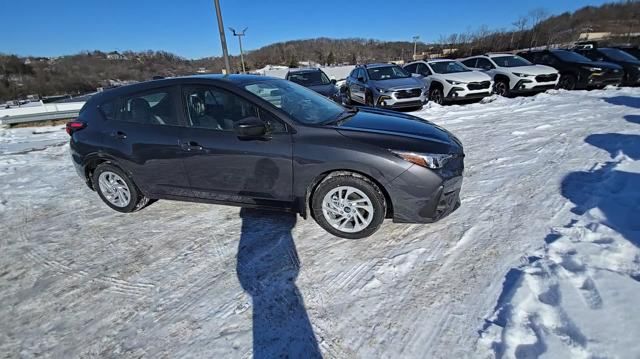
xmin=2 ymin=87 xmax=639 ymax=358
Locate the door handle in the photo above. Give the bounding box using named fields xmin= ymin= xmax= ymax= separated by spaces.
xmin=181 ymin=140 xmax=203 ymax=151
xmin=110 ymin=131 xmax=127 ymax=139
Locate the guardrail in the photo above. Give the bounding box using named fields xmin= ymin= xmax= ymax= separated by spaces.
xmin=1 ymin=101 xmax=85 ymax=126
xmin=1 ymin=109 xmax=80 ymax=125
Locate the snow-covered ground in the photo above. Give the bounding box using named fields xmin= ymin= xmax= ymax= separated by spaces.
xmin=1 ymin=88 xmax=639 ymax=358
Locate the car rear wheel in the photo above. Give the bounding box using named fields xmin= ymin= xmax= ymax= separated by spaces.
xmin=558 ymin=74 xmax=577 ymax=90
xmin=311 ymin=174 xmax=386 ymax=239
xmin=430 ymin=87 xmax=444 ymax=105
xmin=93 ymin=163 xmax=149 ymax=213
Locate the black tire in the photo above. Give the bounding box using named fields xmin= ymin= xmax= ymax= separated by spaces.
xmin=311 ymin=174 xmax=386 ymax=239
xmin=430 ymin=87 xmax=445 ymax=105
xmin=494 ymin=79 xmax=510 ymax=97
xmin=558 ymin=74 xmax=577 ymax=90
xmin=343 ymin=88 xmax=353 ymax=106
xmin=365 ymin=92 xmax=374 ymax=107
xmin=93 ymin=163 xmax=150 ymax=213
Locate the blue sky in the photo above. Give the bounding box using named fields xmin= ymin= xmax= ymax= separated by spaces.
xmin=2 ymin=0 xmax=613 ymax=59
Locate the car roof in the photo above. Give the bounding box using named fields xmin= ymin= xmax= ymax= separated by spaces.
xmin=427 ymin=58 xmax=456 ymax=63
xmin=359 ymin=63 xmax=397 ymax=69
xmin=485 ymin=53 xmax=516 ymax=58
xmin=87 ymin=74 xmax=280 ymax=104
xmin=287 ymin=67 xmax=322 ymax=73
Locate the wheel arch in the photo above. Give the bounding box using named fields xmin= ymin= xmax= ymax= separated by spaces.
xmin=83 ymin=154 xmax=128 ymax=190
xmin=302 ymin=169 xmax=394 ymax=220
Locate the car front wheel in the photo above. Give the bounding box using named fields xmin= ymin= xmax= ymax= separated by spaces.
xmin=93 ymin=163 xmax=149 ymax=213
xmin=430 ymin=87 xmax=444 ymax=105
xmin=494 ymin=79 xmax=510 ymax=96
xmin=311 ymin=174 xmax=386 ymax=239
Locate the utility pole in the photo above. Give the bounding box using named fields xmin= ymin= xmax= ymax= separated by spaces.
xmin=229 ymin=27 xmax=248 ymax=73
xmin=213 ymin=0 xmax=231 ymax=75
xmin=412 ymin=35 xmax=420 ymax=60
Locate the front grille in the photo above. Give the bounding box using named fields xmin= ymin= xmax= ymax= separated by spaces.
xmin=535 ymin=74 xmax=558 ymax=82
xmin=394 ymin=88 xmax=422 ymax=99
xmin=467 ymin=81 xmax=491 ymax=90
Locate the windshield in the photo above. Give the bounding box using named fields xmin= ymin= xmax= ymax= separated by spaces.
xmin=492 ymin=55 xmax=532 ymax=67
xmin=244 ymin=79 xmax=344 ymax=125
xmin=287 ymin=71 xmax=331 ymax=86
xmin=600 ymin=48 xmax=639 ymax=62
xmin=429 ymin=61 xmax=470 ymax=74
xmin=553 ymin=50 xmax=592 ymax=62
xmin=367 ymin=66 xmax=410 ymax=80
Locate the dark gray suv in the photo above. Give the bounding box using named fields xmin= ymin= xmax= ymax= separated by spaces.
xmin=345 ymin=64 xmax=427 ymax=110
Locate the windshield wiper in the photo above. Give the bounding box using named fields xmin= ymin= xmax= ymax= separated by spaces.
xmin=327 ymin=108 xmax=359 ymax=126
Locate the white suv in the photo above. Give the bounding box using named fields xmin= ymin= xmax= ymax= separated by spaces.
xmin=459 ymin=54 xmax=559 ymax=96
xmin=404 ymin=59 xmax=494 ymax=104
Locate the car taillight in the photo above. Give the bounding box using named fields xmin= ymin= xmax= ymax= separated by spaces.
xmin=66 ymin=120 xmax=86 ymax=135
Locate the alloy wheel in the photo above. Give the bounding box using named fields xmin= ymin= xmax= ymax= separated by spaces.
xmin=494 ymin=82 xmax=507 ymax=96
xmin=430 ymin=89 xmax=443 ymax=104
xmin=98 ymin=171 xmax=131 ymax=207
xmin=321 ymin=186 xmax=374 ymax=233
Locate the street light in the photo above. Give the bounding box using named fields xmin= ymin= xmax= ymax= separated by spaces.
xmin=229 ymin=27 xmax=248 ymax=73
xmin=412 ymin=35 xmax=420 ymax=59
xmin=213 ymin=0 xmax=231 ymax=75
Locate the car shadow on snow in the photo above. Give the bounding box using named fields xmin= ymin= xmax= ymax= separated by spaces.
xmin=560 ymin=133 xmax=640 ymax=247
xmin=236 ymin=208 xmax=322 ymax=358
xmin=603 ymin=95 xmax=640 ymax=109
xmin=625 ymin=115 xmax=640 ymax=125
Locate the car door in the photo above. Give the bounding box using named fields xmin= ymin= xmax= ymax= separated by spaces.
xmin=350 ymin=69 xmax=366 ymax=103
xmin=99 ymin=86 xmax=193 ymax=198
xmin=417 ymin=63 xmax=434 ymax=88
xmin=178 ymin=84 xmax=293 ymax=206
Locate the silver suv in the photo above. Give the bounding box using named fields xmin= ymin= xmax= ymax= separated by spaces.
xmin=344 ymin=64 xmax=427 ymax=110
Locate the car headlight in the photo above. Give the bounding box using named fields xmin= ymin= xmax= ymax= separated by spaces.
xmin=446 ymin=80 xmax=465 ymax=85
xmin=391 ymin=150 xmax=453 ymax=169
xmin=582 ymin=66 xmax=602 ymax=72
xmin=513 ymin=72 xmax=533 ymax=77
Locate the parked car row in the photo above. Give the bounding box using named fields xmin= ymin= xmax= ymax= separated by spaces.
xmin=286 ymin=44 xmax=639 ymax=108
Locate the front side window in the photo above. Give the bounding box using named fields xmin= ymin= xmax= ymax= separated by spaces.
xmin=475 ymin=58 xmax=494 ymax=70
xmin=244 ymin=79 xmax=344 ymax=125
xmin=288 ymin=71 xmax=331 ymax=86
xmin=600 ymin=48 xmax=638 ymax=61
xmin=183 ymin=86 xmax=285 ymax=132
xmin=428 ymin=61 xmax=470 ymax=74
xmin=491 ymin=55 xmax=532 ymax=67
xmin=404 ymin=63 xmax=418 ymax=73
xmin=552 ymin=50 xmax=592 ymax=63
xmin=366 ymin=65 xmax=410 ymax=80
xmin=417 ymin=63 xmax=432 ymax=76
xmin=108 ymin=88 xmax=179 ymax=125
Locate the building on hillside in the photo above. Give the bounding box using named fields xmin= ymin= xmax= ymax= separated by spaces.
xmin=107 ymin=51 xmax=128 ymax=60
xmin=579 ymin=32 xmax=612 ymax=41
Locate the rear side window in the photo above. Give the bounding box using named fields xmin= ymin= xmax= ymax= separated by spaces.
xmin=104 ymin=88 xmax=179 ymax=126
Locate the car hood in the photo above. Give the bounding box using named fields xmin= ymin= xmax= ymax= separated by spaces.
xmin=573 ymin=60 xmax=624 ymax=70
xmin=441 ymin=71 xmax=492 ymax=83
xmin=506 ymin=64 xmax=558 ymax=75
xmin=370 ymin=77 xmax=424 ymax=90
xmin=307 ymin=83 xmax=338 ymax=96
xmin=335 ymin=108 xmax=462 ymax=154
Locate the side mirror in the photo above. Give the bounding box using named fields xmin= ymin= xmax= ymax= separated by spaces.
xmin=411 ymin=73 xmax=423 ymax=78
xmin=330 ymin=79 xmax=337 ymax=85
xmin=234 ymin=117 xmax=267 ymax=139
xmin=357 ymin=76 xmax=366 ymax=82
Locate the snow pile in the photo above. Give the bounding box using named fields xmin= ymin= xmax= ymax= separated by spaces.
xmin=479 ymin=115 xmax=640 ymax=357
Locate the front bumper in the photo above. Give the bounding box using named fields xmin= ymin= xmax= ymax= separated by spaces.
xmin=583 ymin=71 xmax=623 ymax=88
xmin=511 ymin=79 xmax=558 ymax=93
xmin=376 ymin=89 xmax=427 ymax=109
xmin=388 ymin=159 xmax=464 ymax=224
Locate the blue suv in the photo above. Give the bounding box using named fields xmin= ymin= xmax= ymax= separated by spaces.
xmin=344 ymin=64 xmax=427 ymax=110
